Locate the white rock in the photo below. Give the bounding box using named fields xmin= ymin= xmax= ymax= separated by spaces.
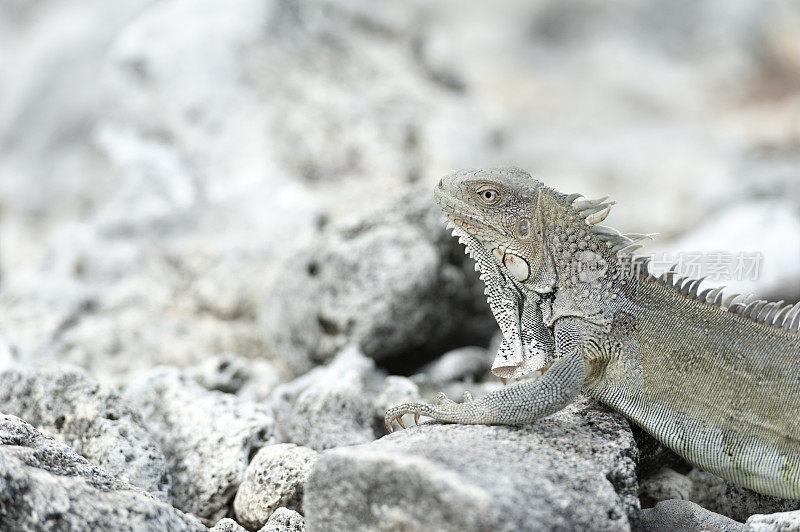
xmin=640 ymin=500 xmax=744 ymax=532
xmin=268 ymin=346 xmax=383 ymax=451
xmin=0 ymin=365 xmax=171 ymax=501
xmin=651 ymin=200 xmax=800 ymax=299
xmin=233 ymin=444 xmax=318 ymax=530
xmin=260 ymin=508 xmax=306 ymax=532
xmin=688 ymin=468 xmax=800 ymax=522
xmin=747 ymin=509 xmax=800 ymax=531
xmin=188 ymin=353 xmax=283 ymax=403
xmin=210 ymin=518 xmax=248 ymax=532
xmin=124 ymin=367 xmax=277 ymax=520
xmin=639 ymin=467 xmax=692 ymax=506
xmin=0 ymin=414 xmax=204 ymax=531
xmin=373 ymin=376 xmax=422 ymax=422
xmin=415 ymin=346 xmax=492 ymax=384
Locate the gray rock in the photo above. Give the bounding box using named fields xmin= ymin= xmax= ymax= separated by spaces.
xmin=0 ymin=365 xmax=170 ymax=500
xmin=260 ymin=508 xmax=306 ymax=532
xmin=262 ymin=187 xmax=494 ymax=376
xmin=640 ymin=500 xmax=745 ymax=532
xmin=211 ymin=518 xmax=249 ymax=532
xmin=269 ymin=346 xmax=385 ymax=451
xmin=414 ymin=346 xmax=492 ymax=384
xmin=233 ymin=443 xmax=318 ymax=530
xmin=639 ymin=467 xmax=692 ymax=507
xmin=688 ymin=469 xmax=800 ymax=522
xmin=188 ymin=353 xmax=283 ymax=403
xmin=372 ymin=376 xmax=422 ymax=424
xmin=0 ymin=413 xmax=204 ymax=531
xmin=0 ymin=337 xmax=13 ymax=372
xmin=653 ymin=199 xmax=800 ymax=307
xmin=124 ymin=367 xmax=277 ymax=520
xmin=747 ymin=509 xmax=800 ymax=531
xmin=630 ymin=423 xmax=686 ymax=478
xmin=304 ymin=396 xmax=639 ymax=531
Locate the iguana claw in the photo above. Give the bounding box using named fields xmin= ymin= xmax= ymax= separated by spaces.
xmin=384 ymin=391 xmax=487 ymax=432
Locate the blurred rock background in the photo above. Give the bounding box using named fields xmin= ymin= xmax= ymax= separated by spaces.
xmin=1 ymin=0 xmax=800 ymax=530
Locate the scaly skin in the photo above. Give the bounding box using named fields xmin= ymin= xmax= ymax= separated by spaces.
xmin=385 ymin=167 xmax=800 ymax=499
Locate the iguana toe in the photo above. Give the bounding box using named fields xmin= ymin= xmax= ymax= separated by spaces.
xmin=385 ymin=392 xmax=488 ymax=432
xmin=434 ymin=392 xmax=453 ymax=406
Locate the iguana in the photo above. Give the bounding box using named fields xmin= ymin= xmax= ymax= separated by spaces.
xmin=385 ymin=166 xmax=800 ymax=499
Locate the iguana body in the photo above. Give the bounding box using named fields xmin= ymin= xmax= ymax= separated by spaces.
xmin=386 ymin=167 xmax=800 ymax=499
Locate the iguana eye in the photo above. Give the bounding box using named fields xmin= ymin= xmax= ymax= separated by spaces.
xmin=479 ymin=189 xmax=499 ymax=204
xmin=517 ymin=218 xmax=531 ymax=238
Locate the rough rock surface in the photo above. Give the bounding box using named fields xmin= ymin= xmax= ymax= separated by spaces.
xmin=211 ymin=518 xmax=249 ymax=532
xmin=640 ymin=500 xmax=745 ymax=532
xmin=269 ymin=346 xmax=386 ymax=451
xmin=124 ymin=367 xmax=277 ymax=520
xmin=747 ymin=509 xmax=800 ymax=531
xmin=0 ymin=414 xmax=203 ymax=531
xmin=188 ymin=353 xmax=283 ymax=404
xmin=233 ymin=443 xmax=318 ymax=530
xmin=304 ymin=396 xmax=639 ymax=531
xmin=639 ymin=467 xmax=692 ymax=508
xmin=413 ymin=345 xmax=492 ymax=384
xmin=0 ymin=338 xmax=14 ymax=372
xmin=262 ymin=188 xmax=495 ymax=376
xmin=0 ymin=365 xmax=170 ymax=500
xmin=372 ymin=376 xmax=422 ymax=425
xmin=688 ymin=469 xmax=800 ymax=522
xmin=630 ymin=424 xmax=687 ymax=478
xmin=261 ymin=508 xmax=306 ymax=532
xmin=4 ymin=0 xmax=800 ymax=527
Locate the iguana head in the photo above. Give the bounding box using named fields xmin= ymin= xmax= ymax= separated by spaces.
xmin=434 ymin=166 xmax=558 ymax=294
xmin=435 ymin=166 xmax=642 ymax=379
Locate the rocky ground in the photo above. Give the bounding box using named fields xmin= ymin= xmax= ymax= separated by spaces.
xmin=2 ymin=0 xmax=800 ymax=530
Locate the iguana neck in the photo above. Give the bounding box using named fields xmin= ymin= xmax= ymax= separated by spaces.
xmin=519 ymin=187 xmax=632 ymax=328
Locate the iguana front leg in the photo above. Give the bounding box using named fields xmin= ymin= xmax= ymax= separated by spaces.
xmin=385 ymin=318 xmax=589 ymax=430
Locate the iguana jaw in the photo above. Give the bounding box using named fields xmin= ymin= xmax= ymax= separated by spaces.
xmin=433 ymin=186 xmax=509 ymax=244
xmin=435 ymin=170 xmax=555 ymax=379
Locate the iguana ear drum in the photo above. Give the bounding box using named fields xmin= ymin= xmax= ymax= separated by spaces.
xmin=503 ymin=252 xmax=530 ymax=282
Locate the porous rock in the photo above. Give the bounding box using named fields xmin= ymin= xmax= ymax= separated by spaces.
xmin=211 ymin=518 xmax=249 ymax=532
xmin=0 ymin=413 xmax=203 ymax=531
xmin=261 ymin=507 xmax=306 ymax=532
xmin=688 ymin=468 xmax=800 ymax=522
xmin=304 ymin=396 xmax=639 ymax=531
xmin=0 ymin=365 xmax=170 ymax=500
xmin=269 ymin=346 xmax=384 ymax=451
xmin=188 ymin=353 xmax=283 ymax=403
xmin=0 ymin=338 xmax=13 ymax=372
xmin=262 ymin=187 xmax=495 ymax=376
xmin=747 ymin=509 xmax=800 ymax=531
xmin=372 ymin=375 xmax=422 ymax=425
xmin=639 ymin=467 xmax=692 ymax=507
xmin=630 ymin=423 xmax=686 ymax=478
xmin=124 ymin=367 xmax=276 ymax=520
xmin=233 ymin=443 xmax=318 ymax=530
xmin=413 ymin=345 xmax=492 ymax=384
xmin=640 ymin=500 xmax=745 ymax=532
